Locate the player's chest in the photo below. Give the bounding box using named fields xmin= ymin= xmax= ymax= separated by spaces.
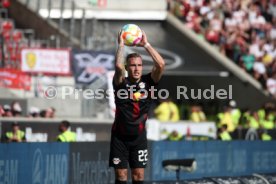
xmin=118 ymin=81 xmax=150 ymax=102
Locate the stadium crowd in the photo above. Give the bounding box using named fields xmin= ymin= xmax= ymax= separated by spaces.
xmin=169 ymin=0 xmax=276 ymax=98
xmin=0 ymin=0 xmax=275 ymax=142
xmin=154 ymin=99 xmax=276 ymax=140
xmin=0 ymin=101 xmax=56 ymax=118
xmin=1 ymin=99 xmax=275 ymax=141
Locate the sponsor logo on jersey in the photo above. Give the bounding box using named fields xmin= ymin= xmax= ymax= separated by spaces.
xmin=139 ymin=82 xmax=145 ymax=89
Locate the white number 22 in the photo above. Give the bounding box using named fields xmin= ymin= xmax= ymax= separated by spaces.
xmin=138 ymin=150 xmax=148 ymax=162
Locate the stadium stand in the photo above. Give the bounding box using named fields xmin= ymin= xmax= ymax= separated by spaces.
xmin=0 ymin=9 xmax=49 ymax=69
xmin=0 ymin=0 xmax=276 ymax=183
xmin=0 ymin=0 xmax=274 ymax=119
xmin=169 ymin=0 xmax=276 ymax=97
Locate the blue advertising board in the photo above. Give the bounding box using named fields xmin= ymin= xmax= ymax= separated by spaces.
xmin=0 ymin=143 xmax=69 ymax=184
xmin=1 ymin=141 xmax=276 ymax=183
xmin=69 ymin=142 xmax=114 ymax=184
xmin=150 ymin=141 xmax=276 ymax=180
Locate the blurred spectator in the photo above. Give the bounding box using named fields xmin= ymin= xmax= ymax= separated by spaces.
xmin=218 ymin=124 xmax=232 ymax=141
xmin=45 ymin=108 xmax=52 ymax=118
xmin=266 ymin=72 xmax=276 ymax=97
xmin=39 ymin=110 xmax=47 ymax=118
xmin=224 ymin=13 xmax=238 ymax=33
xmin=11 ymin=101 xmax=22 ymax=117
xmin=39 ymin=107 xmax=56 ymax=118
xmin=268 ymin=0 xmax=276 ymax=18
xmin=217 ymin=106 xmax=235 ymax=132
xmin=171 ymin=0 xmax=276 ymax=97
xmin=250 ymin=10 xmax=266 ymax=30
xmin=3 ymin=104 xmax=12 ymax=117
xmin=248 ymin=111 xmax=260 ymax=129
xmin=258 ymin=105 xmax=266 ymax=122
xmin=167 ymin=130 xmax=183 ymax=141
xmin=260 ymin=111 xmax=275 ymax=129
xmin=249 ymin=39 xmax=265 ymax=60
xmin=240 ymin=48 xmax=255 ymax=73
xmin=240 ymin=108 xmax=251 ymax=128
xmin=154 ymin=99 xmax=180 ymax=122
xmin=229 ymin=100 xmax=241 ymax=127
xmin=270 ymin=22 xmax=276 ymax=40
xmin=56 ymin=120 xmax=76 ymax=142
xmin=48 ymin=107 xmax=56 ymax=118
xmin=253 ymin=60 xmax=268 ymax=84
xmin=28 ymin=107 xmax=40 ymax=118
xmin=239 ymin=13 xmax=251 ymax=32
xmin=189 ymin=105 xmax=206 ymax=122
xmin=4 ymin=122 xmax=25 ymax=142
xmin=42 ymin=107 xmax=55 ymax=118
xmin=205 ymin=13 xmax=222 ymax=45
xmin=0 ymin=105 xmax=4 ymax=117
xmin=259 ymin=129 xmax=272 ymax=141
xmin=173 ymin=0 xmax=190 ymax=20
xmin=160 ymin=128 xmax=170 ymax=140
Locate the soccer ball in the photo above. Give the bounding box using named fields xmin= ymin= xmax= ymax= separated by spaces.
xmin=121 ymin=24 xmax=143 ymax=46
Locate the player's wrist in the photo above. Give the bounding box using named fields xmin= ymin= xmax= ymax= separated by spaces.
xmin=144 ymin=42 xmax=151 ymax=48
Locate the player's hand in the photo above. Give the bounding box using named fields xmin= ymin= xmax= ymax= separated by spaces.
xmin=136 ymin=30 xmax=149 ymax=47
xmin=118 ymin=30 xmax=124 ymax=47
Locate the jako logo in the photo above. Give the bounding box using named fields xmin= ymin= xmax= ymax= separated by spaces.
xmin=31 ymin=148 xmax=68 ymax=184
xmin=32 ymin=149 xmax=43 ymax=184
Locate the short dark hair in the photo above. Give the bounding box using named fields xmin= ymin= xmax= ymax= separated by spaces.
xmin=61 ymin=120 xmax=70 ymax=128
xmin=126 ymin=53 xmax=142 ymax=65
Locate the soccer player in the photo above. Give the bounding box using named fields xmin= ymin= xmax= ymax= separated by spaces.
xmin=109 ymin=30 xmax=165 ymax=184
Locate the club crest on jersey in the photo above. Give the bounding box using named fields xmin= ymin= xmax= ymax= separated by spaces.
xmin=113 ymin=158 xmax=121 ymax=165
xmin=139 ymin=82 xmax=145 ymax=89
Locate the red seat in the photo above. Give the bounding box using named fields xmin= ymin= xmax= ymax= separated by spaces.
xmin=7 ymin=42 xmax=14 ymax=53
xmin=1 ymin=20 xmax=13 ymax=32
xmin=13 ymin=30 xmax=23 ymax=42
xmin=10 ymin=54 xmax=17 ymax=62
xmin=3 ymin=31 xmax=11 ymax=42
xmin=2 ymin=0 xmax=11 ymax=8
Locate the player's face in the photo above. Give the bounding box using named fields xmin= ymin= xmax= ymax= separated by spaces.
xmin=127 ymin=57 xmax=143 ymax=81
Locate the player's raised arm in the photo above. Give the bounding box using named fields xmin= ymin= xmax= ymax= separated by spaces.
xmin=137 ymin=30 xmax=165 ymax=83
xmin=113 ymin=30 xmax=125 ymax=86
